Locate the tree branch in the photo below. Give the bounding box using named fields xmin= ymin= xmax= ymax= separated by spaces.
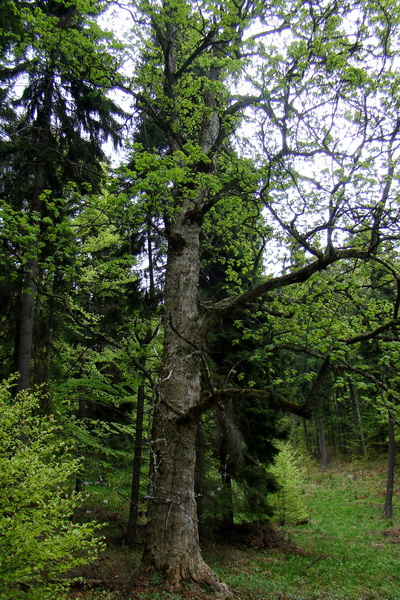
xmin=201 ymin=248 xmax=370 ymax=332
xmin=174 ymin=28 xmax=218 ymax=79
xmin=339 ymin=319 xmax=400 ymax=345
xmin=178 ymin=387 xmax=311 ymax=425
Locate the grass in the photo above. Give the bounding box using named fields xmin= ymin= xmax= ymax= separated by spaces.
xmin=212 ymin=459 xmax=400 ymax=599
xmin=68 ymin=458 xmax=400 ymax=600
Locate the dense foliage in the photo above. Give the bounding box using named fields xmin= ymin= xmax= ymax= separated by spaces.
xmin=1 ymin=0 xmax=400 ymax=593
xmin=0 ymin=379 xmax=102 ymax=600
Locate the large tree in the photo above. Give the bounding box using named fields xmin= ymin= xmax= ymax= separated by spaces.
xmin=0 ymin=0 xmax=124 ymax=391
xmin=118 ymin=0 xmax=400 ymax=591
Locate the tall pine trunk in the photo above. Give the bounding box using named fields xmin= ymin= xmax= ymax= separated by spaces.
xmin=16 ymin=259 xmax=38 ymax=392
xmin=16 ymin=69 xmax=52 ymax=393
xmin=16 ymin=160 xmax=47 ymax=393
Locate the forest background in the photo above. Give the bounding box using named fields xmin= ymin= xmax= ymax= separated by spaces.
xmin=1 ymin=0 xmax=400 ymax=598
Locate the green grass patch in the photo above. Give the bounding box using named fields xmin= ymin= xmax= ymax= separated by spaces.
xmin=68 ymin=459 xmax=400 ymax=600
xmin=211 ymin=460 xmax=400 ymax=599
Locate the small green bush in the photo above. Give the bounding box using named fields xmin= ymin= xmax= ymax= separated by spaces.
xmin=269 ymin=442 xmax=309 ymax=526
xmin=0 ymin=379 xmax=104 ymax=600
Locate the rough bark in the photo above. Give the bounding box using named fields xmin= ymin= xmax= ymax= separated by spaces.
xmin=135 ymin=2 xmax=381 ymax=589
xmin=384 ymin=411 xmax=395 ymax=519
xmin=16 ymin=68 xmax=52 ymax=393
xmin=126 ymin=381 xmax=145 ymax=547
xmin=16 ymin=159 xmax=46 ymax=393
xmin=16 ymin=259 xmax=38 ymax=393
xmin=140 ymin=200 xmax=315 ymax=591
xmin=142 ymin=214 xmax=229 ymax=594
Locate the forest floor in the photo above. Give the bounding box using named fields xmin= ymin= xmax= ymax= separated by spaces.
xmin=67 ymin=458 xmax=400 ymax=600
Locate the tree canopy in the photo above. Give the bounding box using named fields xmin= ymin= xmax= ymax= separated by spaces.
xmin=2 ymin=0 xmax=400 ymax=596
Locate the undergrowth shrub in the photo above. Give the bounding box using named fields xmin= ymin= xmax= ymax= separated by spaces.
xmin=0 ymin=378 xmax=104 ymax=600
xmin=269 ymin=441 xmax=309 ymax=526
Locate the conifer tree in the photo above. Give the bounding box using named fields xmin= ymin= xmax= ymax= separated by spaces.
xmin=0 ymin=0 xmax=125 ymax=392
xmin=269 ymin=442 xmax=309 ymax=526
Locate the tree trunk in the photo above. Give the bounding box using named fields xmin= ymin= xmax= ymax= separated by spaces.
xmin=195 ymin=419 xmax=206 ymax=528
xmin=317 ymin=415 xmax=329 ymax=469
xmin=218 ymin=414 xmax=235 ymax=531
xmin=142 ymin=216 xmax=228 ymax=594
xmin=16 ymin=258 xmax=38 ymax=393
xmin=302 ymin=418 xmax=311 ymax=455
xmin=313 ymin=395 xmax=328 ymax=469
xmin=16 ymin=161 xmax=46 ymax=393
xmin=384 ymin=410 xmax=395 ymax=519
xmin=335 ymin=394 xmax=345 ymax=455
xmin=16 ymin=92 xmax=50 ymax=392
xmin=75 ymin=396 xmax=87 ymax=493
xmin=126 ymin=381 xmax=145 ymax=547
xmin=350 ymin=382 xmax=366 ymax=457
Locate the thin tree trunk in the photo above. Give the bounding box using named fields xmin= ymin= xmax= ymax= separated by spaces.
xmin=317 ymin=415 xmax=329 ymax=469
xmin=217 ymin=410 xmax=235 ymax=531
xmin=75 ymin=396 xmax=87 ymax=493
xmin=220 ymin=471 xmax=234 ymax=530
xmin=16 ymin=258 xmax=38 ymax=392
xmin=384 ymin=411 xmax=395 ymax=518
xmin=195 ymin=419 xmax=206 ymax=529
xmin=16 ymin=91 xmax=51 ymax=392
xmin=350 ymin=382 xmax=365 ymax=456
xmin=355 ymin=387 xmax=367 ymax=458
xmin=126 ymin=229 xmax=157 ymax=547
xmin=126 ymin=381 xmax=145 ymax=547
xmin=313 ymin=395 xmax=328 ymax=469
xmin=302 ymin=418 xmax=311 ymax=454
xmin=329 ymin=396 xmax=337 ymax=458
xmin=335 ymin=394 xmax=345 ymax=455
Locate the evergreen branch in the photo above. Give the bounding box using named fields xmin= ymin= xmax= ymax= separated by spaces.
xmin=39 ymin=291 xmax=157 ymax=388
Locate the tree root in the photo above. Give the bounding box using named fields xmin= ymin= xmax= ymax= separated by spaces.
xmin=144 ymin=559 xmax=232 ymax=597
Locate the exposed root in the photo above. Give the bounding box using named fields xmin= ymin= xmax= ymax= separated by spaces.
xmin=194 ymin=561 xmax=231 ymax=597
xmin=149 ymin=558 xmax=232 ymax=597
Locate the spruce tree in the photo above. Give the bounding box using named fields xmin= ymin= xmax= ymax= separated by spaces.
xmin=0 ymin=0 xmax=125 ymax=391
